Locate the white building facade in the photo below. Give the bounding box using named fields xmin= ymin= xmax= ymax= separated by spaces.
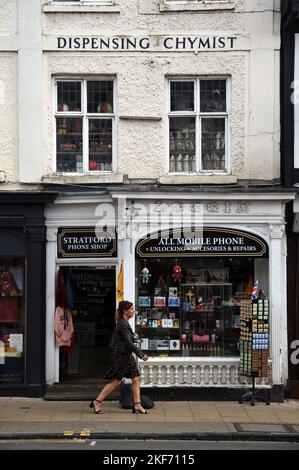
xmin=0 ymin=0 xmax=293 ymax=400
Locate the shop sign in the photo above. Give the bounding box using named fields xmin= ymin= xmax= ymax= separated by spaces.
xmin=45 ymin=35 xmax=239 ymax=52
xmin=57 ymin=227 xmax=117 ymax=258
xmin=136 ymin=227 xmax=268 ymax=258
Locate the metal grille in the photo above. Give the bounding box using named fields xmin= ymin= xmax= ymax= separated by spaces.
xmin=87 ymin=81 xmax=113 ymax=114
xmin=202 ymin=118 xmax=225 ymax=171
xmin=169 ymin=117 xmax=196 ymax=173
xmin=171 ymin=81 xmax=194 ymax=112
xmin=200 ymin=79 xmax=226 ymax=113
xmin=56 ymin=117 xmax=83 ymax=172
xmin=57 ymin=81 xmax=81 ymax=112
xmin=88 ymin=119 xmax=113 ymax=171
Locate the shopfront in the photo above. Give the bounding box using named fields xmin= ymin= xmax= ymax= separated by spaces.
xmin=0 ymin=193 xmax=56 ymax=397
xmin=113 ymin=190 xmax=293 ymax=401
xmin=45 ymin=194 xmax=118 ymax=385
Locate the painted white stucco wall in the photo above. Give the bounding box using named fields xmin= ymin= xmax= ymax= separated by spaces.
xmin=0 ymin=0 xmax=281 ymax=184
xmin=0 ymin=54 xmax=18 ymax=183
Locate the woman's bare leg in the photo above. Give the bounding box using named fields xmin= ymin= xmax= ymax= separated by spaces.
xmin=94 ymin=379 xmax=122 ymax=412
xmin=132 ymin=376 xmax=146 ymax=412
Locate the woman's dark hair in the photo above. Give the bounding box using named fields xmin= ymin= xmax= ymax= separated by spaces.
xmin=115 ymin=300 xmax=133 ymax=321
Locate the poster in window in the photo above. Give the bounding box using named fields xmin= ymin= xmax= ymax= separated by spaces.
xmin=168 ymin=297 xmax=180 ymax=307
xmin=149 ymin=339 xmax=157 ymax=350
xmin=0 ymin=267 xmax=23 ymax=296
xmin=0 ymin=298 xmax=18 ymax=323
xmin=170 ymin=339 xmax=180 ymax=351
xmin=169 ymin=287 xmax=178 ymax=298
xmin=139 ymin=296 xmax=151 ymax=307
xmin=140 ymin=338 xmax=149 ymax=350
xmin=154 ymin=297 xmax=166 ymax=307
xmin=157 ymin=339 xmax=169 ymax=350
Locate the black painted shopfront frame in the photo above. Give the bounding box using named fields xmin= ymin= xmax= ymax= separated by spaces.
xmin=0 ymin=193 xmax=57 ymax=397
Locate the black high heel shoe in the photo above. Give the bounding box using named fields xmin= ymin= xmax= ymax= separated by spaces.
xmin=89 ymin=399 xmax=103 ymax=414
xmin=132 ymin=402 xmax=148 ymax=414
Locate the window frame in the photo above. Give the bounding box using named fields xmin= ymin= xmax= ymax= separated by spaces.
xmin=160 ymin=0 xmax=236 ymax=12
xmin=167 ymin=76 xmax=231 ymax=175
xmin=49 ymin=0 xmax=113 ymax=4
xmin=53 ymin=77 xmax=117 ymax=174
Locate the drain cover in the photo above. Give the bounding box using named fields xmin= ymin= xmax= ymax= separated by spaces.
xmin=234 ymin=423 xmax=290 ymax=433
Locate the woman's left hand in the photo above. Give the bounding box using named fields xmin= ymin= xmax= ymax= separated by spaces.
xmin=142 ymin=355 xmax=150 ymax=361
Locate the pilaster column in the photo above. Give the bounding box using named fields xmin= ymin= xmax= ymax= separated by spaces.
xmin=18 ymin=0 xmax=43 ymax=182
xmin=45 ymin=227 xmax=59 ymax=384
xmin=269 ymin=224 xmax=288 ymax=385
xmin=117 ymin=198 xmax=136 ymax=330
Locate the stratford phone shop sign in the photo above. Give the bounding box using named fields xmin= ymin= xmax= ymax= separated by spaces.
xmin=57 ymin=227 xmax=117 ymax=258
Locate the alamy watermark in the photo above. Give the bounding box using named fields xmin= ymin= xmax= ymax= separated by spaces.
xmin=94 ymin=197 xmax=204 ymax=244
xmin=290 ymin=340 xmax=299 ymax=366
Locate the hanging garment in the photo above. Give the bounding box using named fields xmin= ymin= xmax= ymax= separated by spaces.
xmin=56 ymin=267 xmax=68 ymax=308
xmin=66 ymin=270 xmax=74 ymax=309
xmin=54 ymin=306 xmax=74 ymax=347
xmin=117 ymin=259 xmax=124 ymax=302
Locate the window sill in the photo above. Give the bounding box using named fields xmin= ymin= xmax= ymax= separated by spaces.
xmin=43 ymin=4 xmax=120 ymax=13
xmin=160 ymin=0 xmax=235 ymax=12
xmin=159 ymin=175 xmax=237 ymax=185
xmin=42 ymin=173 xmax=124 ymax=184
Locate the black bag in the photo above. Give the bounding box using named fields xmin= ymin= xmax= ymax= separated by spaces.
xmin=119 ymin=383 xmax=155 ymax=409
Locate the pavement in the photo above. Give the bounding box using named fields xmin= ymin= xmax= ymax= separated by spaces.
xmin=1 ymin=397 xmax=299 ymax=441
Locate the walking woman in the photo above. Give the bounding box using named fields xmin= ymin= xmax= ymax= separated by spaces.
xmin=90 ymin=300 xmax=150 ymax=415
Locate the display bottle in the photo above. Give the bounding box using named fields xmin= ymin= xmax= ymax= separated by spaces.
xmin=183 ymin=154 xmax=189 ymax=172
xmin=177 ymin=154 xmax=183 ymax=172
xmin=170 ymin=155 xmax=176 ymax=173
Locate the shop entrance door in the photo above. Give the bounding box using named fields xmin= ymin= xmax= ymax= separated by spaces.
xmin=59 ymin=266 xmax=116 ymax=382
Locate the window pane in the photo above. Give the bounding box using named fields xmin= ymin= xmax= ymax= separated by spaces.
xmin=0 ymin=258 xmax=26 ymax=384
xmin=201 ymin=118 xmax=226 ymax=171
xmin=57 ymin=81 xmax=81 ymax=112
xmin=169 ymin=117 xmax=196 ymax=173
xmin=170 ymin=81 xmax=194 ymax=112
xmin=87 ymin=81 xmax=114 ymax=114
xmin=56 ymin=117 xmax=83 ymax=172
xmin=88 ymin=119 xmax=112 ymax=171
xmin=200 ymin=80 xmax=226 ymax=113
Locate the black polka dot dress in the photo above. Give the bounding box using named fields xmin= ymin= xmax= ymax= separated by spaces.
xmin=104 ymin=351 xmax=140 ymax=380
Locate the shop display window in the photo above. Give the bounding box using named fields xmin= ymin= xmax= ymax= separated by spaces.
xmin=0 ymin=258 xmax=26 ymax=383
xmin=135 ymin=257 xmax=268 ymax=358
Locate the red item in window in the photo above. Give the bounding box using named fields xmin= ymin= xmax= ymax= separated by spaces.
xmin=0 ymin=297 xmax=18 ymax=323
xmin=89 ymin=160 xmax=97 ymax=171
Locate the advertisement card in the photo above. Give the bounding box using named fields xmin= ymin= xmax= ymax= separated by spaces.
xmin=170 ymin=339 xmax=180 ymax=350
xmin=168 ymin=287 xmax=178 ymax=298
xmin=168 ymin=297 xmax=180 ymax=307
xmin=154 ymin=297 xmax=166 ymax=307
xmin=140 ymin=338 xmax=149 ymax=350
xmin=139 ymin=296 xmax=151 ymax=307
xmin=157 ymin=339 xmax=170 ymax=350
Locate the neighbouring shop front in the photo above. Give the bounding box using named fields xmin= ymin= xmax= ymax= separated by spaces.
xmin=45 ymin=195 xmax=118 ymax=385
xmin=0 ymin=193 xmax=56 ymax=397
xmin=111 ymin=191 xmax=294 ymax=402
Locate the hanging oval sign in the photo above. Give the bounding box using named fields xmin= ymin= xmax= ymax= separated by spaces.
xmin=136 ymin=227 xmax=268 ymax=258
